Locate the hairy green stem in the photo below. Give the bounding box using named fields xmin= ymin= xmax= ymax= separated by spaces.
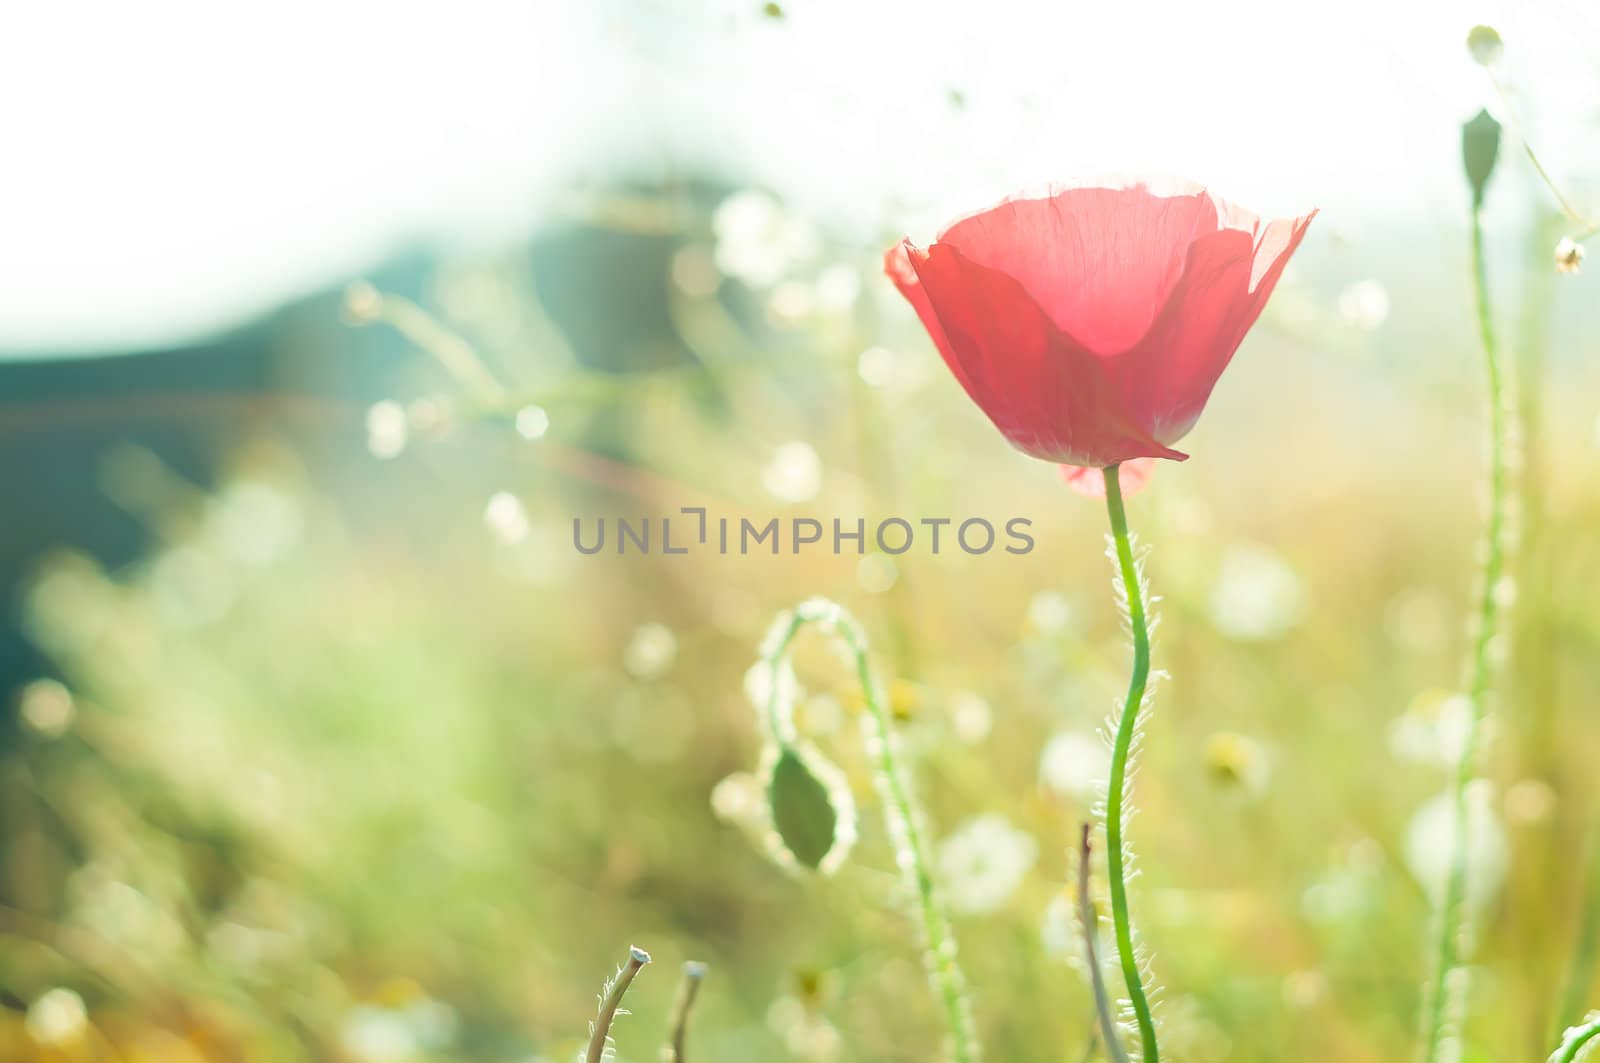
xmin=760 ymin=610 xmax=807 ymax=748
xmin=1079 ymin=823 xmax=1133 ymax=1063
xmin=764 ymin=600 xmax=978 ymax=1062
xmin=1557 ymin=829 xmax=1600 ymax=1038
xmin=841 ymin=617 xmax=979 ymax=1063
xmin=1549 ymin=1014 xmax=1600 ymax=1063
xmin=1420 ymin=202 xmax=1513 ymax=1063
xmin=1102 ymin=464 xmax=1161 ymax=1063
xmin=585 ymin=945 xmax=651 ymax=1063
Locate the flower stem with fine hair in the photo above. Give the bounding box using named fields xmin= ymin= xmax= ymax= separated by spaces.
xmin=1102 ymin=463 xmax=1161 ymax=1063
xmin=585 ymin=945 xmax=651 ymax=1063
xmin=1548 ymin=1013 xmax=1600 ymax=1063
xmin=1419 ymin=193 xmax=1515 ymax=1063
xmin=761 ymin=599 xmax=978 ymax=1063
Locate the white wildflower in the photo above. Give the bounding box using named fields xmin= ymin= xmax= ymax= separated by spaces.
xmin=1039 ymin=732 xmax=1110 ymax=801
xmin=623 ymin=623 xmax=678 ymax=680
xmin=1208 ymin=544 xmax=1305 ymax=641
xmin=938 ymin=814 xmax=1038 ymax=915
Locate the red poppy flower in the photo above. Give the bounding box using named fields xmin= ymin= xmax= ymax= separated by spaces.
xmin=885 ymin=177 xmax=1315 ymax=467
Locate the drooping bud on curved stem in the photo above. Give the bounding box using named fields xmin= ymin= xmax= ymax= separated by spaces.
xmin=752 ymin=598 xmax=979 ymax=1063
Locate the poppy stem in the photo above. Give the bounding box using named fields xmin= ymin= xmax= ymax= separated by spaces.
xmin=838 ymin=612 xmax=980 ymax=1063
xmin=763 ymin=599 xmax=979 ymax=1063
xmin=1419 ymin=202 xmax=1514 ymax=1062
xmin=1549 ymin=1014 xmax=1600 ymax=1063
xmin=1101 ymin=463 xmax=1161 ymax=1063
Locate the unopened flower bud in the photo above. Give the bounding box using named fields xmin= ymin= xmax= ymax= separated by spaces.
xmin=1466 ymin=25 xmax=1503 ymax=68
xmin=1462 ymin=109 xmax=1502 ymax=206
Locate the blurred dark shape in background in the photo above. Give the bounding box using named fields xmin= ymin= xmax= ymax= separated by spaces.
xmin=0 ymin=256 xmax=424 ymax=713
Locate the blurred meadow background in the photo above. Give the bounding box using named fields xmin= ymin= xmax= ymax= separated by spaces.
xmin=3 ymin=1 xmax=1600 ymax=1060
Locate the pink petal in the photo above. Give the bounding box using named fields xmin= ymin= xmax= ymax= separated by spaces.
xmin=1109 ymin=210 xmax=1317 ymax=445
xmin=895 ymin=239 xmax=1187 ymax=467
xmin=936 ymin=180 xmax=1221 ymax=356
xmin=1060 ymin=458 xmax=1156 ymax=499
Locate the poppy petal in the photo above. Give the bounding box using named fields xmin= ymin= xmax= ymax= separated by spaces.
xmin=901 ymin=240 xmax=1187 ymax=467
xmin=937 ymin=180 xmax=1221 ymax=356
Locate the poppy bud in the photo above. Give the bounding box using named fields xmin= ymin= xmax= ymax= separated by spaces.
xmin=1466 ymin=25 xmax=1503 ymax=68
xmin=766 ymin=745 xmax=853 ymax=871
xmin=1462 ymin=109 xmax=1502 ymax=207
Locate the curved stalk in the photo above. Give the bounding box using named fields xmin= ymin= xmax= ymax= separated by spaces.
xmin=1549 ymin=1014 xmax=1600 ymax=1063
xmin=762 ymin=599 xmax=979 ymax=1062
xmin=1101 ymin=463 xmax=1161 ymax=1063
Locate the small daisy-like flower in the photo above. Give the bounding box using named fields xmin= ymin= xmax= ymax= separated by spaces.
xmin=762 ymin=440 xmax=822 ymax=503
xmin=1389 ymin=690 xmax=1477 ymax=766
xmin=710 ymin=771 xmax=764 ymax=824
xmin=714 ymin=190 xmax=819 ymax=288
xmin=938 ymin=814 xmax=1038 ymax=915
xmin=25 ymin=988 xmax=87 ymax=1047
xmin=1208 ymin=544 xmax=1306 ymax=641
xmin=364 ymin=401 xmax=408 ymax=460
xmin=482 ymin=492 xmax=530 ymax=545
xmin=1404 ymin=781 xmax=1509 ymax=911
xmin=1338 ymin=278 xmax=1390 ymax=331
xmin=1038 ymin=731 xmax=1110 ymax=801
xmin=1204 ymin=731 xmax=1271 ymax=796
xmin=1555 ymin=237 xmax=1586 ymax=274
xmin=623 ymin=623 xmax=678 ymax=680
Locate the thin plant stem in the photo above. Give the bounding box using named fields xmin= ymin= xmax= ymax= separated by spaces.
xmin=585 ymin=945 xmax=651 ymax=1063
xmin=1484 ymin=70 xmax=1594 ymax=234
xmin=1419 ymin=200 xmax=1513 ymax=1063
xmin=1549 ymin=1014 xmax=1600 ymax=1063
xmin=760 ymin=610 xmax=807 ymax=748
xmin=1079 ymin=823 xmax=1133 ymax=1063
xmin=664 ymin=961 xmax=707 ymax=1063
xmin=761 ymin=600 xmax=979 ymax=1063
xmin=343 ymin=283 xmax=509 ymax=402
xmin=1101 ymin=463 xmax=1161 ymax=1063
xmin=1557 ymin=828 xmax=1600 ymax=1039
xmin=841 ymin=618 xmax=979 ymax=1063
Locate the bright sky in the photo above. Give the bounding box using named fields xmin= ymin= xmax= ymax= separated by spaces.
xmin=1 ymin=0 xmax=1596 ymax=354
